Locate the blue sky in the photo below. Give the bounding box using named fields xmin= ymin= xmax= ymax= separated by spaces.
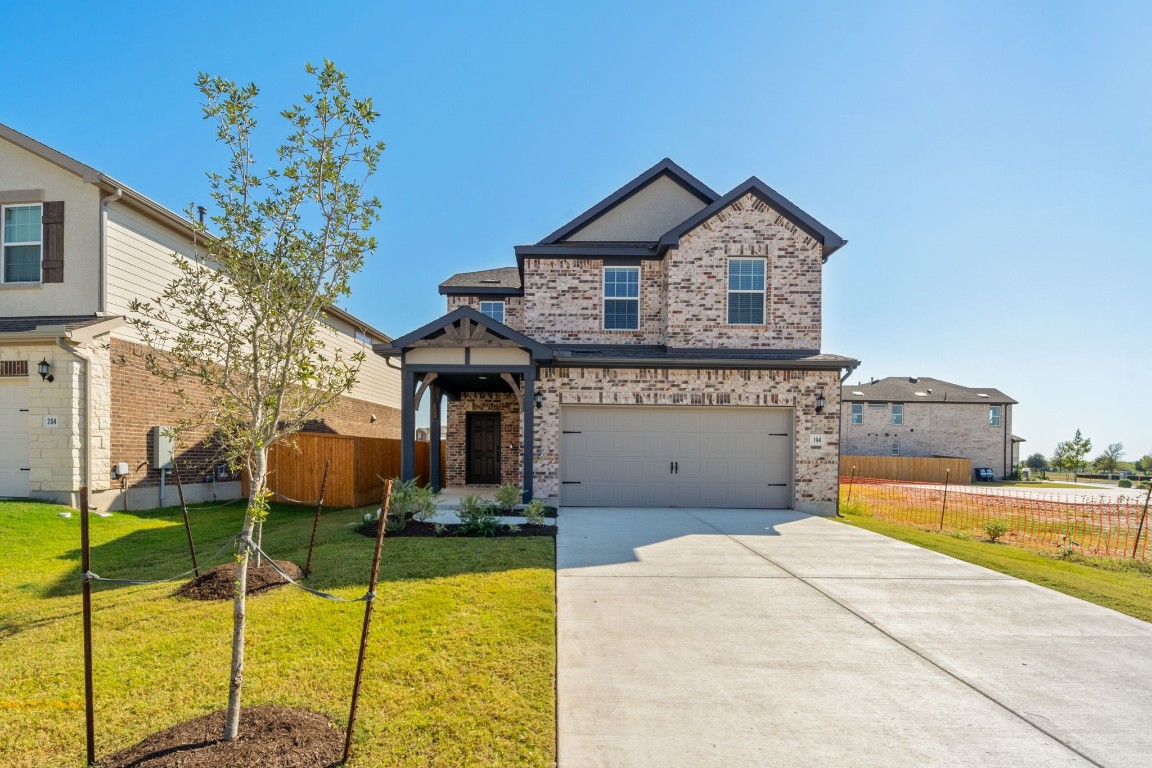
xmin=5 ymin=1 xmax=1150 ymax=462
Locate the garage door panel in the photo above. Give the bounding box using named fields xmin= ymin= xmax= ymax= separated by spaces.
xmin=560 ymin=406 xmax=793 ymax=509
xmin=0 ymin=380 xmax=32 ymax=498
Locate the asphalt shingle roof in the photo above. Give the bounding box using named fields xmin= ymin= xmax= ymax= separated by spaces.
xmin=438 ymin=267 xmax=521 ymax=290
xmin=0 ymin=315 xmax=114 ymax=333
xmin=841 ymin=376 xmax=1017 ymax=405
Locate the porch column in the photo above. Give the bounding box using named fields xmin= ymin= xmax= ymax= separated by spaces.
xmin=400 ymin=367 xmax=416 ymax=482
xmin=522 ymin=370 xmax=535 ymax=502
xmin=429 ymin=384 xmax=442 ymax=492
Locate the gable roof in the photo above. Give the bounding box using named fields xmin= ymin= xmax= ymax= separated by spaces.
xmin=537 ymin=158 xmax=719 ymax=244
xmin=842 ymin=377 xmax=1017 ymax=405
xmin=380 ymin=306 xmax=553 ymax=360
xmin=657 ymin=176 xmax=847 ymax=262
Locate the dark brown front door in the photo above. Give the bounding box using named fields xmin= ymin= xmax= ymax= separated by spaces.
xmin=466 ymin=412 xmax=501 ymax=484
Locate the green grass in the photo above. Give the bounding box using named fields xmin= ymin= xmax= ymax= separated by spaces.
xmin=0 ymin=500 xmax=555 ymax=767
xmin=837 ymin=512 xmax=1152 ymax=623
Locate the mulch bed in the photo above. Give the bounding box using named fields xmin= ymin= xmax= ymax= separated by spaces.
xmin=357 ymin=520 xmax=557 ymax=539
xmin=175 ymin=560 xmax=304 ymax=601
xmin=99 ymin=705 xmax=342 ymax=768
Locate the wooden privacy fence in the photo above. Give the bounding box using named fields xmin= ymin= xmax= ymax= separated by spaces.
xmin=840 ymin=455 xmax=972 ymax=485
xmin=244 ymin=433 xmax=444 ymax=508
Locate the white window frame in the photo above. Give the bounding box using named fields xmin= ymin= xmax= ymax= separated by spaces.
xmin=850 ymin=403 xmax=862 ymax=425
xmin=602 ymin=266 xmax=639 ymax=331
xmin=479 ymin=300 xmax=505 ymax=324
xmin=891 ymin=404 xmax=903 ymax=425
xmin=891 ymin=443 xmax=900 ymax=456
xmin=989 ymin=405 xmax=1001 ymax=427
xmin=726 ymin=257 xmax=766 ymax=326
xmin=2 ymin=203 xmax=43 ymax=284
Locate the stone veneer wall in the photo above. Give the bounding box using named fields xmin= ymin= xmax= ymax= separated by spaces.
xmin=534 ymin=366 xmax=842 ymax=514
xmin=446 ymin=295 xmax=526 ymax=332
xmin=841 ymin=401 xmax=1014 ymax=478
xmin=445 ymin=391 xmax=523 ymax=488
xmin=0 ymin=341 xmax=112 ymax=506
xmin=520 ymin=258 xmax=665 ymax=345
xmin=664 ymin=193 xmax=823 ymax=349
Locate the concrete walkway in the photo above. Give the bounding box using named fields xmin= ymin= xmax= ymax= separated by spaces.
xmin=557 ymin=508 xmax=1152 ymax=768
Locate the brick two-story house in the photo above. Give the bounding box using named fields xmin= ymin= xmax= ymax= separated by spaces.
xmin=0 ymin=123 xmax=401 ymax=510
xmin=381 ymin=159 xmax=858 ymax=514
xmin=840 ymin=376 xmax=1020 ymax=479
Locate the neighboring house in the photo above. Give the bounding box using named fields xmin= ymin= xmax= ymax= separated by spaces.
xmin=380 ymin=159 xmax=858 ymax=514
xmin=0 ymin=123 xmax=401 ymax=510
xmin=840 ymin=376 xmax=1019 ymax=479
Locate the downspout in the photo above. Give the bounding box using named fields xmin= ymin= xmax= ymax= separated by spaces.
xmin=55 ymin=338 xmax=92 ymax=507
xmin=836 ymin=363 xmax=858 ymax=517
xmin=97 ymin=188 xmax=123 ymax=314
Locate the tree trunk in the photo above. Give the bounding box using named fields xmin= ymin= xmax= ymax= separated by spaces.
xmin=224 ymin=448 xmax=266 ymax=741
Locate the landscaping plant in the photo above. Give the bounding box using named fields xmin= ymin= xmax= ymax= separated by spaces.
xmin=122 ymin=61 xmax=385 ymax=741
xmin=495 ymin=483 xmax=522 ymax=513
xmin=983 ymin=520 xmax=1010 ymax=543
xmin=523 ymin=499 xmax=548 ymax=526
xmin=457 ymin=495 xmax=502 ymax=537
xmin=384 ymin=477 xmax=439 ymax=532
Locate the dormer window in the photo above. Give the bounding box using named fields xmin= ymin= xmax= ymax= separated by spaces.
xmin=727 ymin=257 xmax=765 ymax=325
xmin=2 ymin=204 xmax=42 ymax=283
xmin=479 ymin=300 xmax=505 ymax=324
xmin=603 ymin=266 xmax=639 ymax=330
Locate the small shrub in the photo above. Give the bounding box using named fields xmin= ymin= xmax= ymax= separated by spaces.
xmin=1118 ymin=479 xmax=1132 ymax=488
xmin=384 ymin=477 xmax=439 ymax=532
xmin=494 ymin=484 xmax=522 ymax=513
xmin=457 ymin=494 xmax=502 ymax=536
xmin=523 ymin=498 xmax=548 ymax=526
xmin=983 ymin=520 xmax=1010 ymax=543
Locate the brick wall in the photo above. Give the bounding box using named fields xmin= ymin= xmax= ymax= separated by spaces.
xmin=444 ymin=391 xmax=522 ymax=488
xmin=108 ymin=338 xmax=401 ymax=491
xmin=665 ymin=193 xmax=823 ymax=350
xmin=534 ymin=366 xmax=841 ymax=514
xmin=841 ymin=400 xmax=1014 ymax=478
xmin=446 ymin=295 xmax=526 ymax=331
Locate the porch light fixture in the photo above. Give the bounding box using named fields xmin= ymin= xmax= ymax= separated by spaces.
xmin=534 ymin=390 xmax=543 ymax=410
xmin=37 ymin=358 xmax=53 ymax=383
xmin=814 ymin=393 xmax=825 ymax=413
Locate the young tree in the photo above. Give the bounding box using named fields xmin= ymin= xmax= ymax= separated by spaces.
xmin=1133 ymin=452 xmax=1152 ymax=476
xmin=1024 ymin=452 xmax=1047 ymax=473
xmin=1093 ymin=442 xmax=1125 ymax=474
xmin=1068 ymin=430 xmax=1093 ymax=473
xmin=124 ymin=61 xmax=384 ymax=740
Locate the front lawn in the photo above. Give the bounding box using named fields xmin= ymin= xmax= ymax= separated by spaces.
xmin=837 ymin=512 xmax=1152 ymax=623
xmin=0 ymin=499 xmax=555 ymax=767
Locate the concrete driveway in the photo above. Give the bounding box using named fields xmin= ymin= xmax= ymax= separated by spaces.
xmin=557 ymin=508 xmax=1152 ymax=768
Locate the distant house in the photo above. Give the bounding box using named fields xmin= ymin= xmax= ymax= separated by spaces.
xmin=840 ymin=377 xmax=1019 ymax=479
xmin=0 ymin=122 xmax=401 ymax=510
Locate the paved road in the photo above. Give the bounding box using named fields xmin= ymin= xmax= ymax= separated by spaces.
xmin=557 ymin=508 xmax=1152 ymax=767
xmin=880 ymin=481 xmax=1149 ymax=503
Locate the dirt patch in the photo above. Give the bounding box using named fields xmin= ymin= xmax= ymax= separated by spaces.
xmin=175 ymin=560 xmax=303 ymax=601
xmin=99 ymin=705 xmax=342 ymax=768
xmin=357 ymin=520 xmax=557 ymax=539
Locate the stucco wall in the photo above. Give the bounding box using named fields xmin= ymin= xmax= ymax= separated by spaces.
xmin=534 ymin=366 xmax=841 ymax=514
xmin=841 ymin=401 xmax=1014 ymax=478
xmin=0 ymin=138 xmax=101 ymax=315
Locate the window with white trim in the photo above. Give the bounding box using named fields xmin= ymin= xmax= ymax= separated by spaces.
xmin=603 ymin=267 xmax=639 ymax=330
xmin=2 ymin=204 xmax=42 ymax=283
xmin=727 ymin=257 xmax=765 ymax=325
xmin=891 ymin=443 xmax=900 ymax=456
xmin=850 ymin=403 xmax=862 ymax=425
xmin=479 ymin=300 xmax=505 ymax=324
xmin=989 ymin=405 xmax=1001 ymax=426
xmin=891 ymin=404 xmax=903 ymax=425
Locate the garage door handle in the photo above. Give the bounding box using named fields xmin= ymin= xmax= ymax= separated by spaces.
xmin=562 ymin=430 xmax=582 ymax=434
xmin=562 ymin=481 xmax=581 ymax=485
xmin=768 ymin=483 xmax=787 ymax=487
xmin=674 ymin=461 xmax=679 ymax=474
xmin=769 ymin=432 xmax=788 ymax=437
xmin=19 ymin=408 xmax=30 ymax=412
xmin=20 ymin=468 xmax=31 ymax=472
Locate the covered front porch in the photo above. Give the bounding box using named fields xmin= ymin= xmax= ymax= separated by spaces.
xmin=376 ymin=306 xmax=552 ymax=501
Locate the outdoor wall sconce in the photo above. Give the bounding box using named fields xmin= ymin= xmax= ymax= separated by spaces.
xmin=534 ymin=390 xmax=544 ymax=410
xmin=814 ymin=393 xmax=825 ymax=413
xmin=37 ymin=358 xmax=53 ymax=383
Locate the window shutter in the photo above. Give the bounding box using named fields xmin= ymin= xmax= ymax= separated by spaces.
xmin=41 ymin=201 xmax=65 ymax=283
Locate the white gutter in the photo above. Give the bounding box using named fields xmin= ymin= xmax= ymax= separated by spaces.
xmin=54 ymin=338 xmax=93 ymax=503
xmin=98 ymin=188 xmax=123 ymax=313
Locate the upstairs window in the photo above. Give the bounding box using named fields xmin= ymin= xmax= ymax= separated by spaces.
xmin=2 ymin=204 xmax=42 ymax=283
xmin=989 ymin=405 xmax=1001 ymax=427
xmin=850 ymin=403 xmax=862 ymax=425
xmin=727 ymin=257 xmax=765 ymax=325
xmin=891 ymin=404 xmax=903 ymax=425
xmin=603 ymin=267 xmax=639 ymax=330
xmin=479 ymin=300 xmax=505 ymax=324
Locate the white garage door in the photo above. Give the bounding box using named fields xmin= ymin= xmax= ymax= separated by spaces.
xmin=0 ymin=379 xmax=31 ymax=498
xmin=560 ymin=406 xmax=792 ymax=508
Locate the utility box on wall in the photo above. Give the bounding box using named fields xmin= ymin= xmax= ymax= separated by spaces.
xmin=152 ymin=426 xmax=174 ymax=470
